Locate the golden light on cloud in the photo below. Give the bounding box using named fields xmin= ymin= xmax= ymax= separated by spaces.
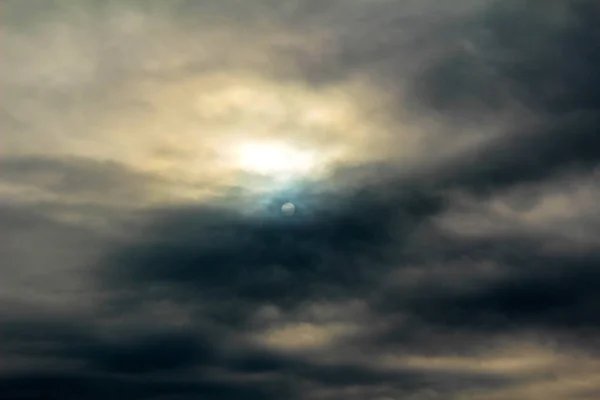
xmin=254 ymin=322 xmax=353 ymax=351
xmin=83 ymin=72 xmax=388 ymax=201
xmin=2 ymin=4 xmax=418 ymax=206
xmin=375 ymin=342 xmax=600 ymax=400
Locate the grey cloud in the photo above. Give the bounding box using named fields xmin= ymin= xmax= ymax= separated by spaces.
xmin=435 ymin=112 xmax=600 ymax=194
xmin=0 ymin=156 xmax=179 ymax=209
xmin=408 ymin=1 xmax=600 ymax=115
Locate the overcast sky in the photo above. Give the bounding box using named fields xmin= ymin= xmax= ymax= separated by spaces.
xmin=1 ymin=1 xmax=600 ymax=399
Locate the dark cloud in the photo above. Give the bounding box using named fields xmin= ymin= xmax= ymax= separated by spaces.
xmin=0 ymin=372 xmax=292 ymax=400
xmin=101 ymin=183 xmax=445 ymax=317
xmin=370 ymin=236 xmax=600 ymax=341
xmin=400 ymin=1 xmax=600 ymax=196
xmin=408 ymin=1 xmax=600 ymax=115
xmin=436 ymin=112 xmax=600 ymax=194
xmin=0 ymin=311 xmax=514 ymax=400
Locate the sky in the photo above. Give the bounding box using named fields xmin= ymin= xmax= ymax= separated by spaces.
xmin=1 ymin=1 xmax=600 ymax=399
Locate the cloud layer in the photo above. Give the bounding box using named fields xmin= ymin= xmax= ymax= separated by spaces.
xmin=1 ymin=1 xmax=599 ymax=399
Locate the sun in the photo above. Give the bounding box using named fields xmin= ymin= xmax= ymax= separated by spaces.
xmin=232 ymin=141 xmax=320 ymax=179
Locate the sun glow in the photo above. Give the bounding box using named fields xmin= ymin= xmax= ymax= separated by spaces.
xmin=233 ymin=141 xmax=319 ymax=179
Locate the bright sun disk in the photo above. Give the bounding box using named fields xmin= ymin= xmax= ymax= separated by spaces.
xmin=233 ymin=141 xmax=319 ymax=179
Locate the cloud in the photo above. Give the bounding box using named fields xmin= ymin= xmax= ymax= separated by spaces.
xmin=1 ymin=0 xmax=599 ymax=399
xmin=0 ymin=156 xmax=169 ymax=204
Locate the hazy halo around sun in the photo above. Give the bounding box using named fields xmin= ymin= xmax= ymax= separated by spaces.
xmin=226 ymin=140 xmax=324 ymax=181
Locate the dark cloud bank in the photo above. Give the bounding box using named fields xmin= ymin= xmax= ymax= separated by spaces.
xmin=1 ymin=1 xmax=600 ymax=399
